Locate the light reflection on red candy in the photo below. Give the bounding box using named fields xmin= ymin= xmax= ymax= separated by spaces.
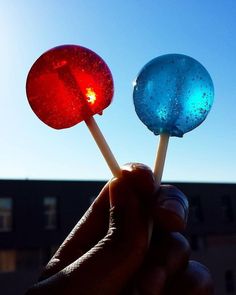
xmin=26 ymin=45 xmax=114 ymax=129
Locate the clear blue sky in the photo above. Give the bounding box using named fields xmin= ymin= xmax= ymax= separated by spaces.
xmin=0 ymin=0 xmax=235 ymax=183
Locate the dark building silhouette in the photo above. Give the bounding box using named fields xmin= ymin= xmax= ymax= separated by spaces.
xmin=0 ymin=179 xmax=235 ymax=295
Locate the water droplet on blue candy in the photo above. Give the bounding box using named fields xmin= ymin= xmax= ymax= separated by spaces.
xmin=133 ymin=54 xmax=214 ymax=137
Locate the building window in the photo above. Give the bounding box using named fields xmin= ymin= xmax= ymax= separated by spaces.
xmin=0 ymin=198 xmax=13 ymax=232
xmin=189 ymin=196 xmax=204 ymax=223
xmin=44 ymin=197 xmax=58 ymax=230
xmin=221 ymin=195 xmax=234 ymax=222
xmin=225 ymin=270 xmax=235 ymax=293
xmin=0 ymin=250 xmax=16 ymax=272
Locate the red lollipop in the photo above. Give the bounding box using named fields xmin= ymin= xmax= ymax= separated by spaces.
xmin=26 ymin=45 xmax=120 ymax=177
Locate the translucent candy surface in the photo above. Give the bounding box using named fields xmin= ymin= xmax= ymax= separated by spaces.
xmin=26 ymin=45 xmax=114 ymax=129
xmin=133 ymin=54 xmax=214 ymax=137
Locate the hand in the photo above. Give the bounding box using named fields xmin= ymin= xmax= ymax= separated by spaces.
xmin=26 ymin=163 xmax=214 ymax=295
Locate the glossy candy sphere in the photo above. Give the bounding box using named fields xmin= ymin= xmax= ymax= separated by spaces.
xmin=26 ymin=45 xmax=114 ymax=129
xmin=133 ymin=54 xmax=214 ymax=137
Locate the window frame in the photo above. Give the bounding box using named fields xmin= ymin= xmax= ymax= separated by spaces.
xmin=0 ymin=250 xmax=16 ymax=273
xmin=43 ymin=196 xmax=58 ymax=230
xmin=0 ymin=197 xmax=13 ymax=232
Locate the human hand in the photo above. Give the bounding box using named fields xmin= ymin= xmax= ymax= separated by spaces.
xmin=26 ymin=163 xmax=214 ymax=295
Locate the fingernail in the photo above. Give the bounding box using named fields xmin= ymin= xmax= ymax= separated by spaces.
xmin=159 ymin=198 xmax=188 ymax=223
xmin=121 ymin=162 xmax=153 ymax=173
xmin=120 ymin=163 xmax=157 ymax=196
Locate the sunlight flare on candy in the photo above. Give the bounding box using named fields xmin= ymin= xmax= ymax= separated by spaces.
xmin=86 ymin=87 xmax=97 ymax=104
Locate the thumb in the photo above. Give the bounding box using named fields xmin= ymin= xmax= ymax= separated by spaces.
xmin=96 ymin=163 xmax=156 ymax=293
xmin=88 ymin=163 xmax=156 ymax=294
xmin=27 ymin=164 xmax=156 ymax=295
xmin=109 ymin=164 xmax=156 ymax=260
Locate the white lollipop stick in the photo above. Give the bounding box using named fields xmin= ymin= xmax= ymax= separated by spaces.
xmin=85 ymin=116 xmax=121 ymax=178
xmin=153 ymin=133 xmax=170 ymax=187
xmin=146 ymin=133 xmax=170 ymax=249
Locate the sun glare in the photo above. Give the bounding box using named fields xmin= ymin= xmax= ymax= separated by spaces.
xmin=86 ymin=87 xmax=97 ymax=104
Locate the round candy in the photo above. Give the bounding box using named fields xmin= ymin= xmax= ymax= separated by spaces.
xmin=26 ymin=45 xmax=114 ymax=129
xmin=133 ymin=54 xmax=214 ymax=137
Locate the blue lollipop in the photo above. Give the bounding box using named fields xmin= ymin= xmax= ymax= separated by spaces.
xmin=133 ymin=54 xmax=214 ymax=184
